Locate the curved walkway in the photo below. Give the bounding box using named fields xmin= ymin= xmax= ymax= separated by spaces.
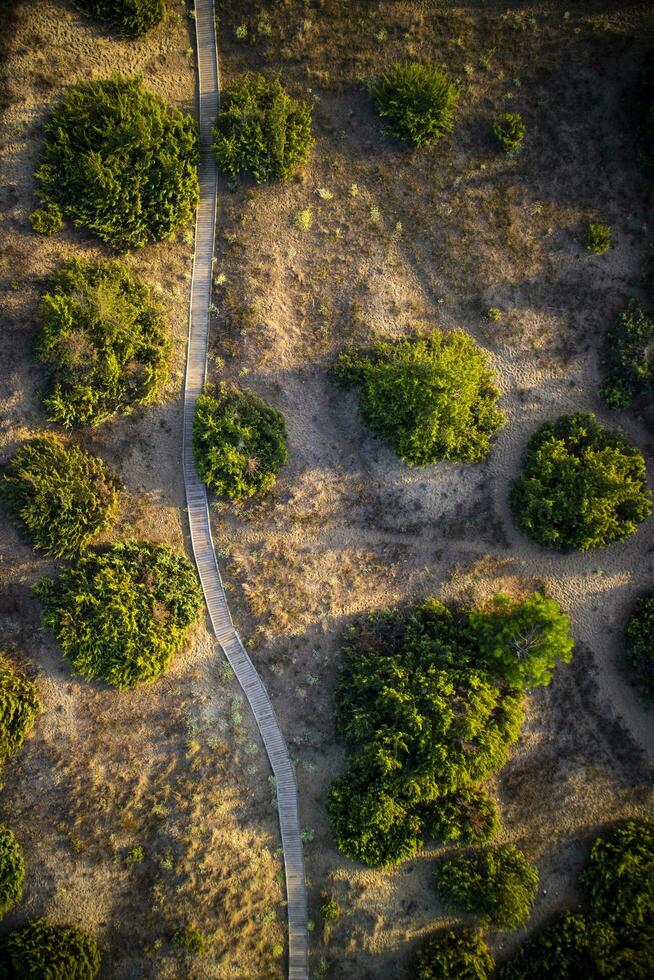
xmin=184 ymin=3 xmax=309 ymax=977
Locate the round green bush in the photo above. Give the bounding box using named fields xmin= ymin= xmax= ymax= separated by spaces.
xmin=334 ymin=330 xmax=505 ymax=465
xmin=368 ymin=62 xmax=458 ymax=147
xmin=434 ymin=844 xmax=539 ymax=929
xmin=599 ymin=300 xmax=654 ymax=410
xmin=76 ymin=0 xmax=164 ymax=36
xmin=35 ymin=540 xmax=203 ymax=689
xmin=37 ymin=258 xmax=171 ymax=427
xmin=193 ymin=384 xmax=288 ymax=500
xmin=586 ymin=222 xmax=612 ymax=255
xmin=0 ymin=826 xmax=24 ymax=920
xmin=497 ymin=912 xmax=620 ymax=979
xmin=625 ymin=591 xmax=654 ymax=700
xmin=581 ymin=819 xmax=654 ymax=931
xmin=28 ymin=204 xmax=63 ymax=236
xmin=510 ymin=413 xmax=652 ymax=552
xmin=0 ymin=656 xmax=41 ymax=763
xmin=493 ymin=112 xmax=525 ymax=154
xmin=0 ymin=920 xmax=100 ymax=979
xmin=319 ymin=897 xmax=340 ymax=922
xmin=414 ymin=928 xmax=493 ymax=980
xmin=422 ymin=789 xmax=501 ymax=848
xmin=213 ymin=73 xmax=313 ymax=183
xmin=34 ymin=76 xmax=198 ymax=251
xmin=1 ymin=434 xmax=119 ymax=558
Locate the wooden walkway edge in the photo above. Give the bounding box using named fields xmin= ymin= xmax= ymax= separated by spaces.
xmin=184 ymin=3 xmax=310 ymax=977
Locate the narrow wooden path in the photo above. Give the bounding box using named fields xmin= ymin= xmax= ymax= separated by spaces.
xmin=184 ymin=3 xmax=309 ymax=976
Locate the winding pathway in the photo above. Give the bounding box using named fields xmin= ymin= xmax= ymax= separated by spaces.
xmin=183 ymin=3 xmax=309 ymax=976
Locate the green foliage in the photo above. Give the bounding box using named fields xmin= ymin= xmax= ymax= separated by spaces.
xmin=1 ymin=434 xmax=119 ymax=557
xmin=29 ymin=204 xmax=63 ymax=236
xmin=586 ymin=222 xmax=611 ymax=255
xmin=37 ymin=258 xmax=171 ymax=427
xmin=76 ymin=0 xmax=165 ymax=36
xmin=192 ymin=384 xmax=288 ymax=500
xmin=35 ymin=540 xmax=202 ymax=689
xmin=334 ymin=330 xmax=505 ymax=465
xmin=172 ymin=924 xmax=206 ymax=955
xmin=510 ymin=413 xmax=652 ymax=552
xmin=34 ymin=76 xmax=198 ymax=251
xmin=497 ymin=912 xmax=622 ymax=979
xmin=319 ymin=897 xmax=340 ymax=922
xmin=0 ymin=656 xmax=41 ymax=764
xmin=212 ymin=73 xmax=313 ymax=183
xmin=625 ymin=590 xmax=654 ymax=700
xmin=422 ymin=788 xmax=501 ymax=847
xmin=493 ymin=112 xmax=525 ymax=154
xmin=0 ymin=826 xmax=24 ymax=920
xmin=435 ymin=844 xmax=538 ymax=929
xmin=581 ymin=819 xmax=654 ymax=931
xmin=486 ymin=307 xmax=502 ymax=322
xmin=368 ymin=62 xmax=458 ymax=146
xmin=0 ymin=920 xmax=100 ymax=979
xmin=599 ymin=300 xmax=654 ymax=410
xmin=414 ymin=928 xmax=494 ymax=980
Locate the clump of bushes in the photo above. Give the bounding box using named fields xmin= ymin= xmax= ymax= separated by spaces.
xmin=586 ymin=222 xmax=612 ymax=255
xmin=581 ymin=819 xmax=654 ymax=931
xmin=510 ymin=413 xmax=652 ymax=551
xmin=625 ymin=590 xmax=654 ymax=700
xmin=34 ymin=76 xmax=198 ymax=251
xmin=493 ymin=112 xmax=525 ymax=154
xmin=599 ymin=300 xmax=654 ymax=410
xmin=76 ymin=0 xmax=165 ymax=36
xmin=37 ymin=258 xmax=171 ymax=427
xmin=368 ymin=62 xmax=458 ymax=146
xmin=334 ymin=330 xmax=505 ymax=465
xmin=414 ymin=928 xmax=494 ymax=980
xmin=434 ymin=844 xmax=539 ymax=929
xmin=28 ymin=203 xmax=63 ymax=236
xmin=0 ymin=920 xmax=100 ymax=979
xmin=213 ymin=73 xmax=313 ymax=183
xmin=0 ymin=826 xmax=24 ymax=920
xmin=0 ymin=656 xmax=41 ymax=763
xmin=35 ymin=540 xmax=202 ymax=689
xmin=424 ymin=788 xmax=501 ymax=848
xmin=498 ymin=911 xmax=621 ymax=978
xmin=193 ymin=384 xmax=288 ymax=500
xmin=1 ymin=435 xmax=119 ymax=557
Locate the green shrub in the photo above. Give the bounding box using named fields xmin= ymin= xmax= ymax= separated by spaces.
xmin=422 ymin=788 xmax=501 ymax=847
xmin=0 ymin=826 xmax=24 ymax=920
xmin=0 ymin=920 xmax=100 ymax=979
xmin=493 ymin=112 xmax=525 ymax=154
xmin=319 ymin=897 xmax=340 ymax=922
xmin=34 ymin=76 xmax=198 ymax=251
xmin=586 ymin=222 xmax=612 ymax=255
xmin=510 ymin=413 xmax=652 ymax=552
xmin=368 ymin=62 xmax=458 ymax=146
xmin=35 ymin=540 xmax=202 ymax=689
xmin=581 ymin=819 xmax=654 ymax=931
xmin=212 ymin=73 xmax=313 ymax=183
xmin=192 ymin=384 xmax=288 ymax=500
xmin=1 ymin=435 xmax=119 ymax=557
xmin=0 ymin=656 xmax=41 ymax=763
xmin=434 ymin=844 xmax=539 ymax=929
xmin=172 ymin=924 xmax=206 ymax=955
xmin=29 ymin=204 xmax=63 ymax=236
xmin=598 ymin=300 xmax=654 ymax=410
xmin=414 ymin=928 xmax=493 ymax=980
xmin=37 ymin=258 xmax=171 ymax=427
xmin=625 ymin=590 xmax=654 ymax=700
xmin=334 ymin=330 xmax=505 ymax=465
xmin=76 ymin=0 xmax=165 ymax=36
xmin=497 ymin=912 xmax=621 ymax=979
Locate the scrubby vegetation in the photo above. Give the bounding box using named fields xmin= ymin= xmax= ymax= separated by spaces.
xmin=498 ymin=912 xmax=623 ymax=978
xmin=0 ymin=826 xmax=24 ymax=920
xmin=368 ymin=62 xmax=458 ymax=146
xmin=34 ymin=76 xmax=198 ymax=251
xmin=586 ymin=222 xmax=612 ymax=255
xmin=172 ymin=924 xmax=206 ymax=955
xmin=510 ymin=413 xmax=652 ymax=551
xmin=414 ymin=928 xmax=494 ymax=980
xmin=625 ymin=590 xmax=654 ymax=700
xmin=35 ymin=540 xmax=202 ymax=689
xmin=0 ymin=656 xmax=41 ymax=764
xmin=581 ymin=819 xmax=654 ymax=931
xmin=327 ymin=594 xmax=573 ymax=867
xmin=76 ymin=0 xmax=165 ymax=36
xmin=193 ymin=384 xmax=288 ymax=500
xmin=599 ymin=300 xmax=654 ymax=410
xmin=1 ymin=435 xmax=119 ymax=557
xmin=28 ymin=203 xmax=63 ymax=236
xmin=0 ymin=920 xmax=100 ymax=979
xmin=334 ymin=330 xmax=505 ymax=465
xmin=37 ymin=258 xmax=171 ymax=427
xmin=434 ymin=844 xmax=539 ymax=929
xmin=212 ymin=73 xmax=313 ymax=182
xmin=493 ymin=112 xmax=525 ymax=154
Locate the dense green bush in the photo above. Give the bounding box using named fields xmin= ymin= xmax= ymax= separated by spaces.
xmin=213 ymin=73 xmax=313 ymax=183
xmin=0 ymin=826 xmax=24 ymax=920
xmin=498 ymin=912 xmax=621 ymax=979
xmin=193 ymin=384 xmax=288 ymax=500
xmin=368 ymin=62 xmax=458 ymax=146
xmin=0 ymin=656 xmax=41 ymax=763
xmin=172 ymin=924 xmax=206 ymax=955
xmin=422 ymin=788 xmax=500 ymax=848
xmin=0 ymin=920 xmax=100 ymax=979
xmin=29 ymin=204 xmax=63 ymax=236
xmin=599 ymin=301 xmax=654 ymax=410
xmin=586 ymin=222 xmax=612 ymax=255
xmin=435 ymin=844 xmax=539 ymax=928
xmin=35 ymin=540 xmax=202 ymax=689
xmin=510 ymin=413 xmax=652 ymax=551
xmin=334 ymin=330 xmax=505 ymax=465
xmin=581 ymin=819 xmax=654 ymax=931
xmin=34 ymin=76 xmax=198 ymax=251
xmin=625 ymin=590 xmax=654 ymax=699
xmin=414 ymin=928 xmax=494 ymax=980
xmin=76 ymin=0 xmax=165 ymax=36
xmin=1 ymin=435 xmax=119 ymax=557
xmin=493 ymin=112 xmax=525 ymax=154
xmin=37 ymin=258 xmax=171 ymax=427
xmin=319 ymin=897 xmax=340 ymax=922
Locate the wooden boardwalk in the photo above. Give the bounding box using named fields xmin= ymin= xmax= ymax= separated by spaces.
xmin=184 ymin=3 xmax=309 ymax=977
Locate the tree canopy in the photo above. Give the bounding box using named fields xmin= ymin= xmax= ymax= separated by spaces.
xmin=368 ymin=62 xmax=458 ymax=146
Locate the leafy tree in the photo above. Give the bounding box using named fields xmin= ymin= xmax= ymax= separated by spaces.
xmin=625 ymin=590 xmax=654 ymax=700
xmin=0 ymin=656 xmax=41 ymax=763
xmin=334 ymin=330 xmax=505 ymax=465
xmin=435 ymin=844 xmax=538 ymax=928
xmin=0 ymin=920 xmax=100 ymax=979
xmin=510 ymin=413 xmax=652 ymax=551
xmin=213 ymin=73 xmax=313 ymax=182
xmin=1 ymin=434 xmax=119 ymax=557
xmin=599 ymin=301 xmax=654 ymax=410
xmin=193 ymin=384 xmax=288 ymax=500
xmin=35 ymin=540 xmax=202 ymax=689
xmin=29 ymin=204 xmax=63 ymax=236
xmin=37 ymin=258 xmax=171 ymax=427
xmin=368 ymin=62 xmax=458 ymax=146
xmin=76 ymin=0 xmax=165 ymax=36
xmin=34 ymin=76 xmax=198 ymax=251
xmin=0 ymin=826 xmax=24 ymax=920
xmin=581 ymin=819 xmax=654 ymax=931
xmin=497 ymin=912 xmax=622 ymax=979
xmin=414 ymin=928 xmax=493 ymax=980
xmin=493 ymin=112 xmax=525 ymax=154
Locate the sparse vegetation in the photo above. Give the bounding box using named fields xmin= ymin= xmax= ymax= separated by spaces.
xmin=493 ymin=112 xmax=525 ymax=154
xmin=0 ymin=826 xmax=24 ymax=920
xmin=625 ymin=590 xmax=654 ymax=700
xmin=586 ymin=222 xmax=612 ymax=254
xmin=414 ymin=928 xmax=494 ymax=979
xmin=0 ymin=920 xmax=100 ymax=979
xmin=368 ymin=62 xmax=458 ymax=146
xmin=76 ymin=0 xmax=165 ymax=36
xmin=0 ymin=656 xmax=41 ymax=763
xmin=599 ymin=300 xmax=654 ymax=410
